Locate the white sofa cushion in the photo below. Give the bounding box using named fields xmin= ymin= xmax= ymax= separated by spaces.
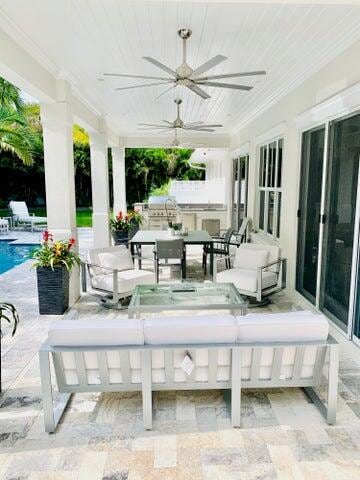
xmin=144 ymin=314 xmax=238 ymax=345
xmin=48 ymin=319 xmax=144 ymax=346
xmin=88 ymin=245 xmax=133 ymax=276
xmin=91 ymin=269 xmax=155 ymax=294
xmin=233 ymin=246 xmax=269 ymax=270
xmin=98 ymin=250 xmax=134 ymax=272
xmin=216 ymin=268 xmax=278 ymax=292
xmin=236 ymin=313 xmax=329 ymax=343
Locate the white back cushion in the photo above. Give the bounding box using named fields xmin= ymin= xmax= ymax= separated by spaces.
xmin=239 ymin=243 xmax=281 ymax=273
xmin=48 ymin=319 xmax=144 ymax=346
xmin=144 ymin=314 xmax=237 ymax=345
xmin=9 ymin=201 xmax=29 ymax=217
xmin=88 ymin=245 xmax=133 ymax=275
xmin=98 ymin=250 xmax=134 ymax=272
xmin=236 ymin=313 xmax=329 ymax=343
xmin=233 ymin=246 xmax=269 ymax=270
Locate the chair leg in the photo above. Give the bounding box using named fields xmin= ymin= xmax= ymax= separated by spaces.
xmin=182 ymin=259 xmax=186 ymax=280
xmin=203 ymin=252 xmax=207 ymax=274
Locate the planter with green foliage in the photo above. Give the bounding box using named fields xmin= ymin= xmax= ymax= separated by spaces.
xmin=110 ymin=210 xmax=143 ymax=246
xmin=33 ymin=231 xmax=80 ymax=315
xmin=0 ymin=302 xmax=19 ymax=393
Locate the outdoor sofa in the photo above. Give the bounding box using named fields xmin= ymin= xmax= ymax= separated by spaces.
xmin=39 ymin=310 xmax=338 ymax=433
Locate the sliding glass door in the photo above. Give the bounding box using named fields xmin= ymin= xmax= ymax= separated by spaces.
xmin=320 ymin=113 xmax=360 ymax=331
xmin=297 ymin=111 xmax=360 ymax=336
xmin=296 ymin=126 xmax=325 ymax=304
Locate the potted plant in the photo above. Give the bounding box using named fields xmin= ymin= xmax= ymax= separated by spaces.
xmin=33 ymin=231 xmax=80 ymax=315
xmin=0 ymin=302 xmax=19 ymax=393
xmin=110 ymin=210 xmax=143 ymax=245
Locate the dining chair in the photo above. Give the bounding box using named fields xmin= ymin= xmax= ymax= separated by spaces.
xmin=154 ymin=238 xmax=186 ymax=282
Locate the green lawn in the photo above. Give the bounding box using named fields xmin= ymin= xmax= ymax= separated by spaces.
xmin=0 ymin=207 xmax=93 ymax=227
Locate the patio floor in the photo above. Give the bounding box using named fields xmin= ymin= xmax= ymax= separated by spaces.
xmin=1 ymin=229 xmax=360 ymax=479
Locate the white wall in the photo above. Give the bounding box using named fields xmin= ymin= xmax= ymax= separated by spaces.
xmin=229 ymin=38 xmax=360 ymax=293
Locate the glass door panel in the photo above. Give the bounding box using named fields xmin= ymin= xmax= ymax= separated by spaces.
xmin=232 ymin=158 xmax=239 ymax=229
xmin=321 ymin=113 xmax=360 ymax=330
xmin=296 ymin=126 xmax=325 ymax=304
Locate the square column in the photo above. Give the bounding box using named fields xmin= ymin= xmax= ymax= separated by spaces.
xmin=89 ymin=132 xmax=111 ymax=247
xmin=40 ymin=92 xmax=80 ymax=304
xmin=112 ymin=146 xmax=127 ymax=216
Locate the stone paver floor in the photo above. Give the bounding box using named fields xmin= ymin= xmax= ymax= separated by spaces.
xmin=0 ymin=229 xmax=360 ymax=479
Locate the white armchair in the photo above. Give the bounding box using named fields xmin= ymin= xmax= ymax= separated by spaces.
xmin=215 ymin=243 xmax=286 ymax=305
xmin=82 ymin=245 xmax=155 ymax=308
xmin=9 ymin=201 xmax=47 ymax=231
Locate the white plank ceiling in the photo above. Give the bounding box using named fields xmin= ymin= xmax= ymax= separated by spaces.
xmin=1 ymin=1 xmax=360 ymax=137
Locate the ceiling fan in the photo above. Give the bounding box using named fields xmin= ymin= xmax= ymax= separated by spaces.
xmin=137 ymin=99 xmax=222 ymax=133
xmin=103 ymin=28 xmax=266 ymax=100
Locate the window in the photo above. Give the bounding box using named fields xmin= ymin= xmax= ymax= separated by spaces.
xmin=258 ymin=138 xmax=283 ymax=239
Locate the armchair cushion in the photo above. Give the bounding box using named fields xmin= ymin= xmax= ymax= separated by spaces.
xmin=98 ymin=250 xmax=134 ymax=272
xmin=233 ymin=246 xmax=269 ymax=270
xmin=216 ymin=268 xmax=277 ymax=292
xmin=144 ymin=314 xmax=238 ymax=345
xmin=91 ymin=269 xmax=155 ymax=294
xmin=48 ymin=319 xmax=144 ymax=347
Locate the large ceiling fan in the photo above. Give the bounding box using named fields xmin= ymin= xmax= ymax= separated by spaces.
xmin=137 ymin=99 xmax=222 ymax=133
xmin=103 ymin=28 xmax=266 ymax=100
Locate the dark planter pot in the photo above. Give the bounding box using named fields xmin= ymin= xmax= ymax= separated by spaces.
xmin=128 ymin=224 xmax=139 ymax=240
xmin=36 ymin=266 xmax=69 ymax=315
xmin=112 ymin=230 xmax=129 ymax=246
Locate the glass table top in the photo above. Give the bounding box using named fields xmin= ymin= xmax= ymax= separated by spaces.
xmin=129 ymin=283 xmax=246 ymax=309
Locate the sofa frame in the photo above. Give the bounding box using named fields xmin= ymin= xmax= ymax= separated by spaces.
xmin=39 ymin=336 xmax=339 ymax=433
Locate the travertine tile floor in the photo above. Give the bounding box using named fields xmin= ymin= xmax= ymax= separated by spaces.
xmin=1 ymin=229 xmax=360 ymax=479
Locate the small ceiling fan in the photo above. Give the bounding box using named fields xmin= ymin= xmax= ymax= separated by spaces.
xmin=103 ymin=28 xmax=266 ymax=100
xmin=146 ymin=129 xmax=205 ymax=148
xmin=137 ymin=99 xmax=222 ymax=133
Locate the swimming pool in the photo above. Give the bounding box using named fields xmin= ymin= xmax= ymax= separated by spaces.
xmin=0 ymin=240 xmax=37 ymax=274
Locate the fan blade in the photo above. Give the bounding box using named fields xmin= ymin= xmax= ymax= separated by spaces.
xmin=103 ymin=73 xmax=172 ymax=81
xmin=186 ymin=124 xmax=223 ymax=128
xmin=186 ymin=84 xmax=211 ymax=100
xmin=143 ymin=57 xmax=177 ymax=77
xmin=185 ymin=121 xmax=204 ymax=127
xmin=137 ymin=127 xmax=173 ymax=131
xmin=197 ymin=70 xmax=266 ymax=81
xmin=191 ymin=55 xmax=227 ymax=78
xmin=155 ymin=84 xmax=177 ymax=100
xmin=138 ymin=123 xmax=169 ymax=127
xmin=115 ymin=82 xmax=171 ymax=91
xmin=184 ymin=127 xmax=216 ymax=132
xmin=162 ymin=120 xmax=174 ymax=126
xmin=196 ymin=81 xmax=252 ymax=91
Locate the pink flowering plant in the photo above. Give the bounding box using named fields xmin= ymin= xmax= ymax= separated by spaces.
xmin=32 ymin=231 xmax=80 ymax=271
xmin=110 ymin=210 xmax=143 ymax=232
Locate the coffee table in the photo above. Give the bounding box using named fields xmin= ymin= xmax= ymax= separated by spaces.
xmin=128 ymin=282 xmax=247 ymax=318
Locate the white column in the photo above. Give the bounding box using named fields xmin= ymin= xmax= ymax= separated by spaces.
xmin=89 ymin=132 xmax=111 ymax=247
xmin=40 ymin=82 xmax=80 ymax=304
xmin=112 ymin=146 xmax=127 ymax=215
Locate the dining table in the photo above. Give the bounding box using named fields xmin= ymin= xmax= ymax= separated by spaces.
xmin=129 ymin=229 xmax=215 ymax=278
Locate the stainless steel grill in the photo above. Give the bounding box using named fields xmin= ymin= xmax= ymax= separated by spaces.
xmin=148 ymin=196 xmax=179 ymax=230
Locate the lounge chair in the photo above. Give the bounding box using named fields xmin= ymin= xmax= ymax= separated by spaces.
xmin=8 ymin=201 xmax=47 ymax=232
xmin=0 ymin=218 xmax=9 ymax=234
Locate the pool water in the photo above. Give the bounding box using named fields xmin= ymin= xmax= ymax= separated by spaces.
xmin=0 ymin=241 xmax=37 ymax=274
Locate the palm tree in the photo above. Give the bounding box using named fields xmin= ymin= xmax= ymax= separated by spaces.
xmin=0 ymin=78 xmax=24 ymax=112
xmin=0 ymin=108 xmax=35 ymax=165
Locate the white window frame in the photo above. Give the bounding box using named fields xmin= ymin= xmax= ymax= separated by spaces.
xmin=257 ymin=137 xmax=283 ymax=239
